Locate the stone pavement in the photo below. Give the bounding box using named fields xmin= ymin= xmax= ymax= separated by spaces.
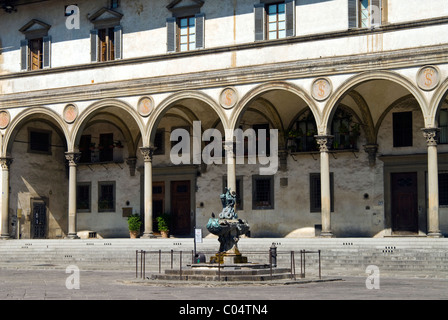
xmin=1 ymin=268 xmax=448 ymax=300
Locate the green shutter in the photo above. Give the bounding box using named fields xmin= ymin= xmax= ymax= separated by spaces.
xmin=20 ymin=39 xmax=29 ymax=71
xmin=285 ymin=0 xmax=295 ymax=37
xmin=195 ymin=13 xmax=205 ymax=49
xmin=348 ymin=0 xmax=358 ymax=28
xmin=254 ymin=3 xmax=265 ymax=41
xmin=43 ymin=36 xmax=51 ymax=68
xmin=114 ymin=25 xmax=123 ymax=59
xmin=90 ymin=29 xmax=98 ymax=62
xmin=166 ymin=17 xmax=176 ymax=52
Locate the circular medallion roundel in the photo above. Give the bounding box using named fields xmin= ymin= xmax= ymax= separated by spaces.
xmin=220 ymin=87 xmax=238 ymax=109
xmin=311 ymin=78 xmax=332 ymax=101
xmin=138 ymin=96 xmax=154 ymax=117
xmin=0 ymin=110 xmax=10 ymax=129
xmin=417 ymin=66 xmax=439 ymax=91
xmin=63 ymin=104 xmax=78 ymax=124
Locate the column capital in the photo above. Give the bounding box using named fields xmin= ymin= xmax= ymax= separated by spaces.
xmin=65 ymin=152 xmax=81 ymax=166
xmin=422 ymin=127 xmax=440 ymax=147
xmin=0 ymin=157 xmax=13 ymax=170
xmin=140 ymin=146 xmax=156 ymax=162
xmin=315 ymin=135 xmax=333 ymax=153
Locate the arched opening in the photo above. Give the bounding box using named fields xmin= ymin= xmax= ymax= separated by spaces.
xmin=232 ymin=83 xmax=321 ymax=237
xmin=148 ymin=93 xmax=226 ymax=237
xmin=72 ymin=100 xmax=144 ymax=238
xmin=327 ymin=75 xmax=429 ymax=237
xmin=5 ymin=109 xmax=69 ymax=239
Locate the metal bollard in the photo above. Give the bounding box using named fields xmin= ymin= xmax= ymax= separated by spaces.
xmin=270 ymin=243 xmax=277 ymax=267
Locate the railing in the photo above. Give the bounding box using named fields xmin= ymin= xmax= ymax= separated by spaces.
xmin=135 ymin=249 xmax=321 ymax=281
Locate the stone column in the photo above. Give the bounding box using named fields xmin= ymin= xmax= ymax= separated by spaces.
xmin=223 ymin=141 xmax=236 ymax=193
xmin=0 ymin=157 xmax=12 ymax=239
xmin=422 ymin=128 xmax=442 ymax=238
xmin=316 ymin=135 xmax=334 ymax=238
xmin=140 ymin=146 xmax=156 ymax=238
xmin=65 ymin=152 xmax=81 ymax=239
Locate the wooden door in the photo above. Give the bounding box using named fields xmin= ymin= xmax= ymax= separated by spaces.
xmin=391 ymin=172 xmax=418 ymax=234
xmin=171 ymin=180 xmax=191 ymax=235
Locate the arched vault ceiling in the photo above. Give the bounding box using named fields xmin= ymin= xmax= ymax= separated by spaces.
xmin=346 ymin=80 xmax=414 ymax=126
xmin=243 ymin=90 xmax=310 ymax=130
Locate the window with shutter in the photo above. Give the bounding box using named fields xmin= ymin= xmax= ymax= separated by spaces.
xmin=349 ymin=0 xmax=383 ymax=29
xmin=167 ymin=13 xmax=204 ymax=52
xmin=88 ymin=8 xmax=123 ymax=62
xmin=254 ymin=1 xmax=295 ymax=41
xmin=19 ymin=19 xmax=51 ymax=71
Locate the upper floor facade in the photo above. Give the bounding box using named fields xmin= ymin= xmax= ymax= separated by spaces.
xmin=0 ymin=0 xmax=447 ymax=96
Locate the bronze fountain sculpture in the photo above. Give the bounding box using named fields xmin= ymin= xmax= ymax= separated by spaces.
xmin=206 ymin=187 xmax=250 ymax=264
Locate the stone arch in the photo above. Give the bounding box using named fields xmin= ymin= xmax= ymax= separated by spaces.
xmin=322 ymin=71 xmax=429 ymax=134
xmin=3 ymin=107 xmax=70 ymax=156
xmin=71 ymin=98 xmax=145 ymax=155
xmin=146 ymin=90 xmax=228 ymax=146
xmin=230 ymin=81 xmax=321 ymax=131
xmin=429 ymin=76 xmax=448 ymax=127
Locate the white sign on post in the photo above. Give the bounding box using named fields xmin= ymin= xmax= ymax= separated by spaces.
xmin=195 ymin=228 xmax=203 ymax=243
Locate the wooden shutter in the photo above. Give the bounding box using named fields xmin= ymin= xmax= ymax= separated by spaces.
xmin=42 ymin=36 xmax=51 ymax=68
xmin=20 ymin=39 xmax=29 ymax=71
xmin=371 ymin=0 xmax=381 ymax=27
xmin=348 ymin=0 xmax=358 ymax=28
xmin=195 ymin=13 xmax=205 ymax=49
xmin=90 ymin=29 xmax=98 ymax=62
xmin=166 ymin=17 xmax=177 ymax=52
xmin=254 ymin=3 xmax=265 ymax=41
xmin=285 ymin=0 xmax=295 ymax=37
xmin=114 ymin=25 xmax=123 ymax=59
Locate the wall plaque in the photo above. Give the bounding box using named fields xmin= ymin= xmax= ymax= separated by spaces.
xmin=311 ymin=78 xmax=332 ymax=101
xmin=0 ymin=111 xmax=10 ymax=129
xmin=63 ymin=104 xmax=78 ymax=123
xmin=220 ymin=87 xmax=238 ymax=109
xmin=138 ymin=96 xmax=154 ymax=117
xmin=417 ymin=66 xmax=439 ymax=91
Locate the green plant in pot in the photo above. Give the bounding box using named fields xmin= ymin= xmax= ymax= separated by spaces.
xmin=128 ymin=213 xmax=142 ymax=238
xmin=157 ymin=213 xmax=170 ymax=238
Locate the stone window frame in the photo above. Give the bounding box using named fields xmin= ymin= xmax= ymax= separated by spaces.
xmin=19 ymin=19 xmax=52 ymax=71
xmin=252 ymin=175 xmax=274 ymax=210
xmin=77 ymin=182 xmax=92 ymax=213
xmin=89 ymin=8 xmax=123 ymax=62
xmin=28 ymin=127 xmax=52 ymax=155
xmin=98 ymin=181 xmax=116 ymax=213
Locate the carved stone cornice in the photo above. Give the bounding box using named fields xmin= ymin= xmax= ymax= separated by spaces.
xmin=65 ymin=152 xmax=81 ymax=166
xmin=422 ymin=127 xmax=440 ymax=147
xmin=364 ymin=144 xmax=379 ymax=167
xmin=140 ymin=146 xmax=156 ymax=162
xmin=0 ymin=157 xmax=13 ymax=170
xmin=315 ymin=135 xmax=333 ymax=153
xmin=1 ymin=43 xmax=448 ymax=109
xmin=126 ymin=157 xmax=137 ymax=176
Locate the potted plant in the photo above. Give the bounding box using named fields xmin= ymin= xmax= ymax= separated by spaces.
xmin=156 ymin=213 xmax=170 ymax=238
xmin=127 ymin=213 xmax=142 ymax=238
